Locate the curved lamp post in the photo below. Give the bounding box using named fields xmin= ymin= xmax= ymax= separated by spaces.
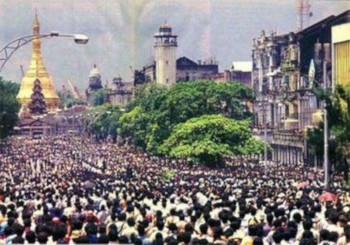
xmin=0 ymin=32 xmax=89 ymax=72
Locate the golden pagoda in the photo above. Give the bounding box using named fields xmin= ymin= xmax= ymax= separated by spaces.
xmin=17 ymin=13 xmax=60 ymax=113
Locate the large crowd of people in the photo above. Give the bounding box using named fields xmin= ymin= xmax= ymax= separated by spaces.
xmin=0 ymin=135 xmax=349 ymax=245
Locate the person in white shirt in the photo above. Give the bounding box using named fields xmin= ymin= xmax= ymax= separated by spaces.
xmin=120 ymin=217 xmax=139 ymax=242
xmin=289 ymin=200 xmax=304 ymax=221
xmin=336 ymin=224 xmax=350 ymax=245
xmin=324 ymin=211 xmax=343 ymax=237
xmin=296 ymin=219 xmax=320 ymax=243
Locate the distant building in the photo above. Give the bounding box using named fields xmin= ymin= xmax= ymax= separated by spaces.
xmin=176 ymin=57 xmax=218 ymax=82
xmin=134 ymin=56 xmax=219 ymax=85
xmin=83 ymin=64 xmax=133 ymax=107
xmin=105 ymin=75 xmax=133 ymax=106
xmin=144 ymin=63 xmax=156 ymax=84
xmin=220 ymin=61 xmax=252 ymax=86
xmin=154 ymin=21 xmax=177 ymax=87
xmin=85 ymin=65 xmax=103 ymax=105
xmin=134 ymin=22 xmax=220 ymax=86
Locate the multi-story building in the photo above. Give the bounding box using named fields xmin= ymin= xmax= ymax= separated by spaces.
xmin=252 ymin=10 xmax=350 ymax=167
xmin=176 ymin=57 xmax=218 ymax=82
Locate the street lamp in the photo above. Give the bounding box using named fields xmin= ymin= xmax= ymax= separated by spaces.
xmin=257 ymin=99 xmax=268 ymax=176
xmin=0 ymin=32 xmax=89 ymax=72
xmin=323 ymin=99 xmax=329 ymax=189
xmin=322 ymin=61 xmax=329 ymax=190
xmin=302 ymin=60 xmax=329 ymax=189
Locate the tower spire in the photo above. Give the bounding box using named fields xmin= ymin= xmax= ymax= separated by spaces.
xmin=16 ymin=12 xmax=60 ymax=114
xmin=154 ymin=21 xmax=177 ymax=87
xmin=33 ymin=9 xmax=39 ymax=33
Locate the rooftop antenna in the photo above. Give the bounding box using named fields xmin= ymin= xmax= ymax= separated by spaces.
xmin=297 ymin=0 xmax=312 ymax=32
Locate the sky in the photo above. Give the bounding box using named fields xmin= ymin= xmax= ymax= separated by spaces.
xmin=0 ymin=0 xmax=349 ymax=91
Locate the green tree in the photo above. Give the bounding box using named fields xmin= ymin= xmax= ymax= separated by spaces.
xmin=92 ymin=89 xmax=106 ymax=106
xmin=83 ymin=104 xmax=122 ymax=142
xmin=118 ymin=106 xmax=142 ymax=139
xmin=122 ymin=81 xmax=255 ymax=153
xmin=158 ymin=114 xmax=265 ymax=166
xmin=118 ymin=106 xmax=153 ymax=148
xmin=0 ymin=77 xmax=20 ymax=140
xmin=158 ymin=81 xmax=253 ymax=123
xmin=131 ymin=83 xmax=168 ymax=112
xmin=307 ymin=84 xmax=350 ymax=183
xmin=332 ymin=85 xmax=350 ymax=182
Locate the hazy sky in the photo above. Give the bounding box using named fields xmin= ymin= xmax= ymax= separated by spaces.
xmin=0 ymin=0 xmax=348 ymax=90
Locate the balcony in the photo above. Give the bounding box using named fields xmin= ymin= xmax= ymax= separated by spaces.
xmin=280 ymin=60 xmax=298 ymax=72
xmin=272 ymin=130 xmax=304 ymax=147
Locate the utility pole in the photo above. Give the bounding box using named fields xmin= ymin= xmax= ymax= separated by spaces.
xmin=323 ymin=60 xmax=329 ymax=189
xmin=260 ymin=98 xmax=268 ymax=176
xmin=324 ymin=102 xmax=329 ymax=189
xmin=264 ymin=101 xmax=268 ymax=176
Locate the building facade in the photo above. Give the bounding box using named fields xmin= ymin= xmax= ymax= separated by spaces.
xmin=252 ymin=10 xmax=350 ymax=167
xmin=85 ymin=65 xmax=103 ymax=106
xmin=176 ymin=57 xmax=218 ymax=82
xmin=134 ymin=56 xmax=219 ymax=86
xmin=221 ymin=62 xmax=252 ymax=86
xmin=105 ymin=75 xmax=133 ymax=106
xmin=332 ymin=22 xmax=350 ymax=89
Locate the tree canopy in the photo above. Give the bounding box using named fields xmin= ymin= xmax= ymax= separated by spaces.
xmin=82 ymin=103 xmax=122 ymax=142
xmin=0 ymin=77 xmax=20 ymax=140
xmin=307 ymin=84 xmax=350 ymax=182
xmin=92 ymin=89 xmax=107 ymax=106
xmin=158 ymin=114 xmax=265 ymax=166
xmin=118 ymin=80 xmax=264 ymax=165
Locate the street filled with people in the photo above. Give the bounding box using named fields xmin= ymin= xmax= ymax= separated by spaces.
xmin=0 ymin=135 xmax=349 ymax=244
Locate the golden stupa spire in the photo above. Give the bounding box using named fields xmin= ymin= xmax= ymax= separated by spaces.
xmin=33 ymin=9 xmax=39 ymax=33
xmin=17 ymin=12 xmax=60 ymax=113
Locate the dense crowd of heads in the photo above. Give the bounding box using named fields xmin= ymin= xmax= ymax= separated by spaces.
xmin=0 ymin=135 xmax=349 ymax=244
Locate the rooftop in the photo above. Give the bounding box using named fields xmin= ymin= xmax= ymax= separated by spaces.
xmin=231 ymin=61 xmax=252 ymax=72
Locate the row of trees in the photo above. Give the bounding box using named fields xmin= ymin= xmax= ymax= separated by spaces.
xmin=0 ymin=77 xmax=20 ymax=140
xmin=85 ymin=81 xmax=266 ymax=166
xmin=307 ymin=84 xmax=350 ymax=182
